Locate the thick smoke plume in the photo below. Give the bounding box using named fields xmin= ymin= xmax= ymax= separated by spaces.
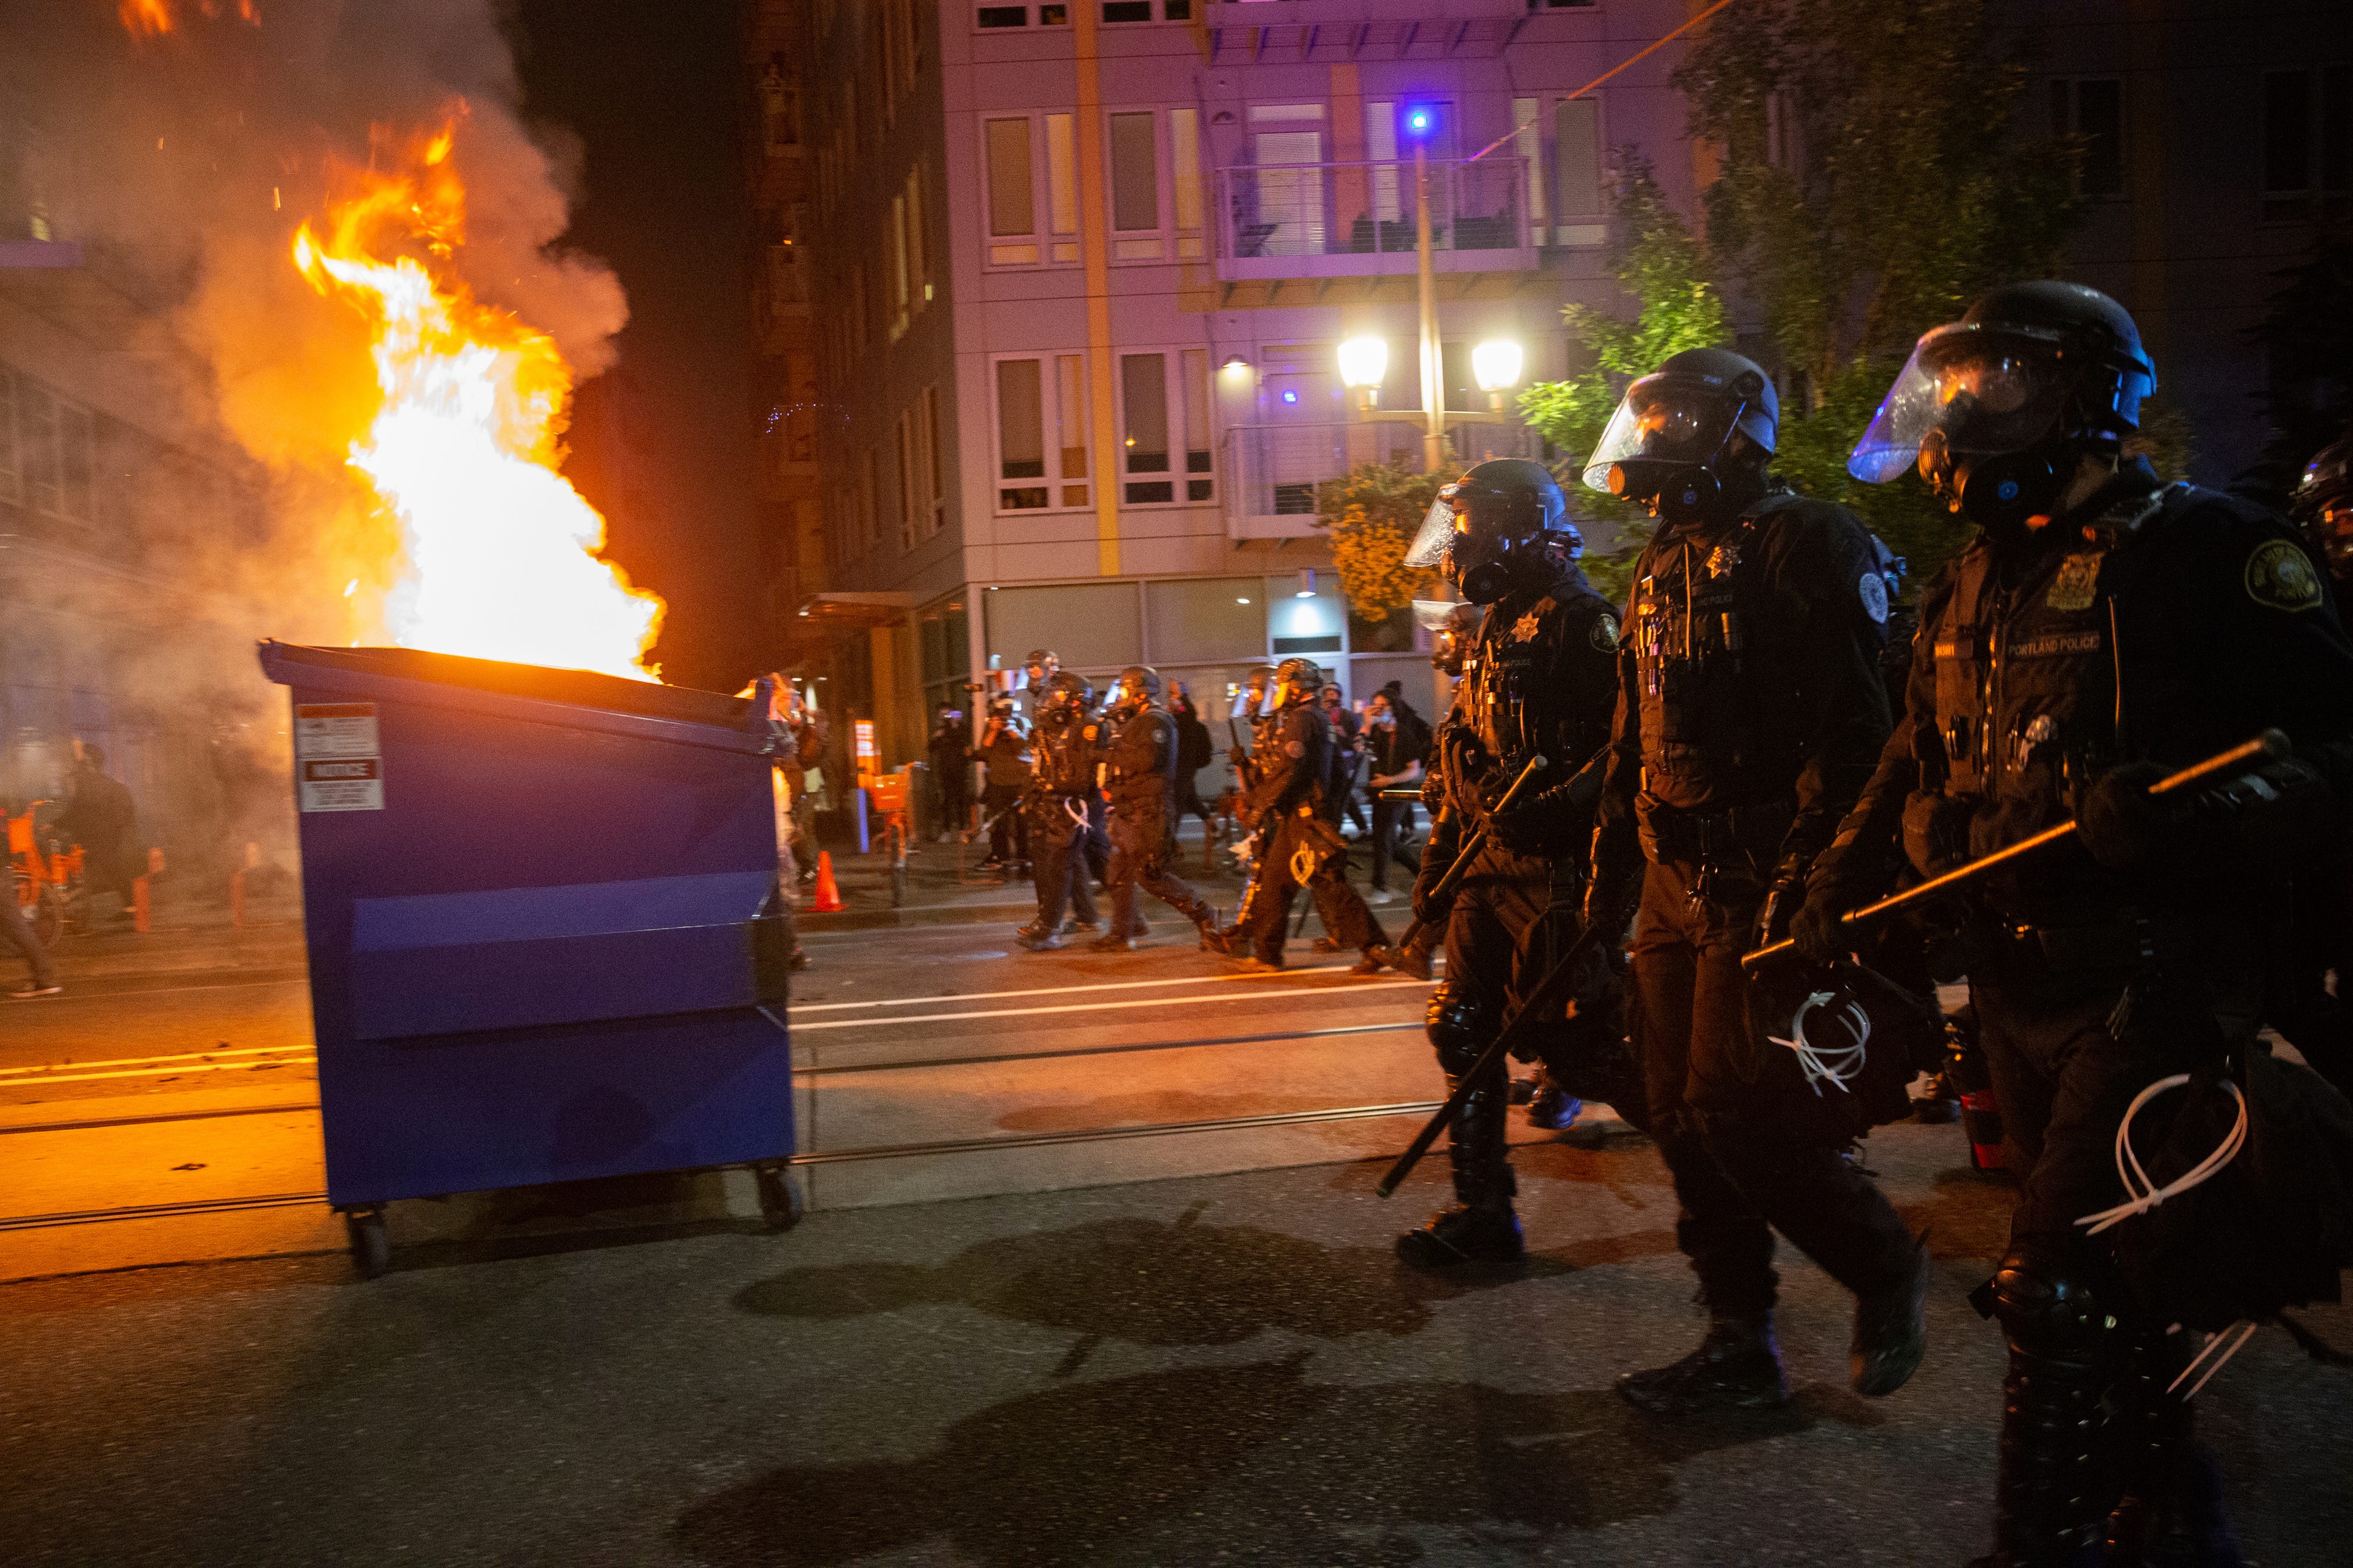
xmin=0 ymin=0 xmax=626 ymax=872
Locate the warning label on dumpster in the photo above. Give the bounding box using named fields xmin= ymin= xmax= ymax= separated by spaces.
xmin=295 ymin=703 xmax=384 ymax=812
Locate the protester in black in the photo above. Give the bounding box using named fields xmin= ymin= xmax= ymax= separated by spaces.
xmin=928 ymin=703 xmax=974 ymax=843
xmin=1360 ymin=686 xmax=1428 ymax=903
xmin=1167 ymin=680 xmax=1217 ymax=833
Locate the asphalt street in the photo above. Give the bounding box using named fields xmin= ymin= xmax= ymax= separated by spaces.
xmin=5 ymin=853 xmax=2350 ymax=1564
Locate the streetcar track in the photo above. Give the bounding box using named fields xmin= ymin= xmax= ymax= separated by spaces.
xmin=0 ymin=1098 xmax=1442 ymax=1232
xmin=2 ymin=972 xmax=1425 ymax=1082
xmin=0 ymin=1020 xmax=1425 ymax=1135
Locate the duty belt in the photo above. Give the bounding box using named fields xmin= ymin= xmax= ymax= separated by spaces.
xmin=2000 ymin=915 xmax=2151 ymax=973
xmin=1635 ymin=798 xmax=1792 ymax=870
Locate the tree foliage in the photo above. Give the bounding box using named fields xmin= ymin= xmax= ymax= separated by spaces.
xmin=2243 ymin=235 xmax=2353 ymax=505
xmin=1517 ymin=155 xmax=1727 ymax=599
xmin=1311 ymin=461 xmax=1447 ymax=619
xmin=1673 ymin=0 xmax=2087 ymax=579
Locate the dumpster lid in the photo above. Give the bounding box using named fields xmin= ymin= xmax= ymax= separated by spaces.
xmin=258 ymin=642 xmax=776 ymax=756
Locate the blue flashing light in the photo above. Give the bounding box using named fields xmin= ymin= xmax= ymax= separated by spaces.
xmin=1282 ymin=389 xmax=1298 ymax=403
xmin=1407 ymin=109 xmax=1431 ymax=134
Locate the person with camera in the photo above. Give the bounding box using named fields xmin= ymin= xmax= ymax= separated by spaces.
xmin=971 ymin=698 xmax=1033 ymax=873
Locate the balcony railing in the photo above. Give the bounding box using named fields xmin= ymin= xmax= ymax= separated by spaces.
xmin=1215 ymin=156 xmax=1535 ymax=281
xmin=1221 ymin=419 xmax=1545 ymax=539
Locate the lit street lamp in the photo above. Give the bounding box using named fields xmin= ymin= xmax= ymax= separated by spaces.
xmin=1472 ymin=339 xmax=1524 ymax=413
xmin=1338 ymin=337 xmax=1387 ymax=412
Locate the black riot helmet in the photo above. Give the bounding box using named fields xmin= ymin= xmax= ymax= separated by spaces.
xmin=1402 ymin=458 xmax=1585 ymax=605
xmin=2291 ymin=424 xmax=2353 ymax=590
xmin=1272 ymin=657 xmax=1324 ymax=708
xmin=1108 ymin=665 xmax=1162 ymax=718
xmin=1041 ymin=669 xmax=1094 ymax=716
xmin=1851 ymin=281 xmax=2156 ymax=540
xmin=1230 ymin=663 xmax=1278 ymax=722
xmin=1582 ymin=347 xmax=1778 ymax=528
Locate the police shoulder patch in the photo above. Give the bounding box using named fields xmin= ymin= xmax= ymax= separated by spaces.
xmin=1082 ymin=725 xmax=1098 ymax=740
xmin=2245 ymin=537 xmax=2324 ymax=613
xmin=1284 ymin=739 xmax=1305 ymax=758
xmin=1590 ymin=612 xmax=1620 ymax=652
xmin=1858 ymin=572 xmax=1889 ymax=625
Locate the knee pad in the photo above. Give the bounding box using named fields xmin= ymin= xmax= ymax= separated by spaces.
xmin=1985 ymin=1246 xmax=2119 ymax=1362
xmin=1427 ymin=980 xmax=1491 ymax=1076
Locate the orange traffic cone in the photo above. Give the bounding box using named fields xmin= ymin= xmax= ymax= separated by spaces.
xmin=811 ymin=850 xmax=846 ymax=913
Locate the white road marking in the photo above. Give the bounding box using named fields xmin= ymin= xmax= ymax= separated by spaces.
xmin=794 ymin=979 xmax=1427 ymax=1033
xmin=0 ymin=1056 xmax=316 ymax=1087
xmin=788 ymin=961 xmax=1360 ymax=1013
xmin=0 ymin=1043 xmax=314 ymax=1080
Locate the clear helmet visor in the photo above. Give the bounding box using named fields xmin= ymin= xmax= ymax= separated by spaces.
xmin=1410 ymin=598 xmax=1463 ymax=631
xmin=1848 ymin=324 xmax=2069 ymax=483
xmin=1402 ymin=487 xmax=1464 ymax=569
xmin=1581 ymin=374 xmax=1742 ymax=492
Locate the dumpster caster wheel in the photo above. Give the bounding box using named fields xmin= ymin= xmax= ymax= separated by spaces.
xmin=754 ymin=1165 xmax=802 ymax=1232
xmin=345 ymin=1209 xmax=391 ymax=1278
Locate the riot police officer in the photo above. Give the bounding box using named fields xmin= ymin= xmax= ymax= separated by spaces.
xmin=1214 ymin=664 xmax=1281 ymax=952
xmin=1798 ymin=283 xmax=2353 ymax=1566
xmin=1209 ymin=658 xmax=1389 ymax=970
xmin=1016 ymin=671 xmax=1104 ymax=952
xmin=1095 ymin=666 xmax=1220 ymax=952
xmin=1384 ymin=459 xmax=1625 ymax=1265
xmin=1582 ymin=346 xmax=1930 ymax=1413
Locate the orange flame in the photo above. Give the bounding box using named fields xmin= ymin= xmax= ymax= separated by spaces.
xmin=120 ymin=0 xmax=261 ymax=36
xmin=292 ymin=119 xmax=664 ymax=680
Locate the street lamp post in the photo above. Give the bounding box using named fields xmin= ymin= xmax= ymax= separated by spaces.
xmin=1414 ymin=138 xmax=1443 ymax=473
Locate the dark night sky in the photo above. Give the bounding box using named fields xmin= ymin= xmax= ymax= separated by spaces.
xmin=512 ymin=0 xmax=758 ymax=692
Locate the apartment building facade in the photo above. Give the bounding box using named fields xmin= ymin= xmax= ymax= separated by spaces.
xmin=784 ymin=0 xmax=1704 ymax=768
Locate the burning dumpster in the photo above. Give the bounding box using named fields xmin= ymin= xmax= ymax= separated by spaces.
xmin=259 ymin=640 xmax=797 ymax=1276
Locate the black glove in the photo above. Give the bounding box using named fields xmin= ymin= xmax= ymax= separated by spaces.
xmin=2075 ymin=761 xmax=2178 ymax=872
xmin=1901 ymin=791 xmax=1974 ymax=878
xmin=1788 ymin=896 xmax=1854 ymax=965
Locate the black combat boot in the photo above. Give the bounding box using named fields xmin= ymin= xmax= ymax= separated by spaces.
xmin=1395 ymin=1067 xmax=1522 ymax=1268
xmin=1616 ymin=1312 xmax=1792 ymax=1414
xmin=1018 ymin=929 xmax=1066 ymax=952
xmin=1851 ymin=1236 xmax=1932 ymax=1396
xmin=1525 ymin=1066 xmax=1582 ymax=1130
xmin=1089 ymin=933 xmax=1137 ymax=953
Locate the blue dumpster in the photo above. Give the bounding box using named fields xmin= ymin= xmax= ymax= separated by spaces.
xmin=259 ymin=641 xmax=797 ymax=1275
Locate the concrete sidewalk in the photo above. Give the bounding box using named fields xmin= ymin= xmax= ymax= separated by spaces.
xmin=4 ymin=1116 xmax=2348 ymax=1567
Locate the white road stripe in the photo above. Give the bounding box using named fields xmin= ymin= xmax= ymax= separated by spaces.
xmin=795 ymin=979 xmax=1426 ymax=1033
xmin=788 ymin=962 xmax=1359 ymax=1014
xmin=0 ymin=1043 xmax=314 ymax=1080
xmin=0 ymin=1057 xmax=316 ymax=1087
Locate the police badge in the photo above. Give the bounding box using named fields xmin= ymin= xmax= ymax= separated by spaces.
xmin=1511 ymin=610 xmax=1542 ymax=642
xmin=2047 ymin=552 xmax=2104 ymax=612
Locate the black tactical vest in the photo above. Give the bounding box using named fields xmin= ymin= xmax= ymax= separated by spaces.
xmin=1628 ymin=506 xmax=1786 ymax=810
xmin=1458 ymin=578 xmax=1615 ymax=768
xmin=1927 ymin=489 xmax=2170 ymax=815
xmin=1031 ymin=712 xmax=1101 ymax=796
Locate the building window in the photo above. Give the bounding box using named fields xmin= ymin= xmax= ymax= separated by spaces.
xmin=1055 ymin=354 xmax=1091 ymax=507
xmin=2051 ymin=78 xmax=2125 ymax=200
xmin=1181 ymin=348 xmax=1213 ymax=502
xmin=1120 ymin=352 xmax=1174 ymax=504
xmin=14 ymin=380 xmax=94 ymax=525
xmin=996 ymin=358 xmax=1047 ymax=509
xmin=859 ymin=448 xmax=879 ymax=548
xmin=1109 ymin=111 xmax=1162 ymax=260
xmin=1555 ymin=97 xmax=1604 ymax=246
xmin=889 ymin=195 xmax=911 ymax=339
xmin=2262 ymin=67 xmax=2350 ymax=223
xmin=921 ymin=383 xmax=946 ymax=537
xmin=1512 ymin=96 xmax=1545 ymax=242
xmin=1171 ymin=108 xmax=1204 ymax=259
xmin=896 ymin=413 xmax=918 ymax=552
xmin=1047 ymin=112 xmax=1079 ymax=262
xmin=905 ymin=166 xmax=929 ymax=308
xmin=985 ymin=117 xmax=1038 ymax=264
xmin=0 ymin=368 xmax=19 ymax=508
